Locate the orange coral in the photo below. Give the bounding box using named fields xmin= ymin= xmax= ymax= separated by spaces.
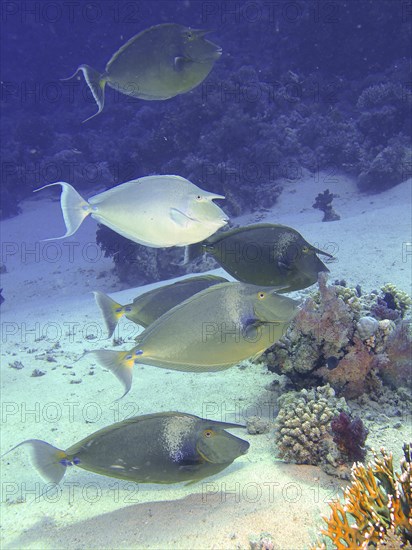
xmin=312 ymin=444 xmax=412 ymax=549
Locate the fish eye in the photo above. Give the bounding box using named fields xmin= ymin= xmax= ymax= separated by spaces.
xmin=302 ymin=246 xmax=310 ymax=253
xmin=184 ymin=30 xmax=194 ymax=41
xmin=203 ymin=429 xmax=214 ymax=438
xmin=195 ymin=195 xmax=203 ymax=201
xmin=258 ymin=291 xmax=266 ymax=300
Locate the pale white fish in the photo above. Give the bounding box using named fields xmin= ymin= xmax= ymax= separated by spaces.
xmin=35 ymin=175 xmax=228 ymax=248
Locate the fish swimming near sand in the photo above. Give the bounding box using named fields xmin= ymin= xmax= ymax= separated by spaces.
xmin=65 ymin=23 xmax=222 ymax=122
xmin=35 ymin=176 xmax=228 ymax=247
xmin=91 ymin=282 xmax=299 ymax=397
xmin=2 ymin=412 xmax=249 ymax=485
xmin=185 ymin=223 xmax=334 ymax=292
xmin=95 ymin=274 xmax=229 ymax=338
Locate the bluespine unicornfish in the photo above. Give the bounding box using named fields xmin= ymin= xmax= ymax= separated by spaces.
xmin=91 ymin=282 xmax=299 ymax=398
xmin=2 ymin=412 xmax=249 ymax=485
xmin=94 ymin=274 xmax=229 ymax=338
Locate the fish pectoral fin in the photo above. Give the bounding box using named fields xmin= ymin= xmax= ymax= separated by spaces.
xmin=243 ymin=318 xmax=263 ymax=340
xmin=170 ymin=208 xmax=197 ymax=227
xmin=174 ymin=56 xmax=193 ymax=72
xmin=277 ymin=258 xmax=293 ymax=272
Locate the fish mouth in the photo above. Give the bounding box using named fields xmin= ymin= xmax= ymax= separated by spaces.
xmin=213 ymin=217 xmax=229 ymax=227
xmin=310 ymin=245 xmax=334 ymax=259
xmin=240 ymin=440 xmax=250 ymax=455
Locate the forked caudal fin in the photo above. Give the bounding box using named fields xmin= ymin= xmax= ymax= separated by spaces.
xmin=62 ymin=64 xmax=107 ymax=123
xmin=34 ymin=182 xmax=91 ymax=240
xmin=1 ymin=439 xmax=69 ymax=484
xmin=92 ymin=349 xmax=142 ymax=399
xmin=93 ymin=291 xmax=125 ymax=339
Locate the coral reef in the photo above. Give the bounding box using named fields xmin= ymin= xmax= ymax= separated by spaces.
xmin=265 ymin=274 xmax=411 ymax=398
xmin=312 ymin=189 xmax=341 ymax=222
xmin=274 ymin=385 xmax=351 ymax=471
xmin=312 ymin=443 xmax=412 ymax=549
xmin=356 ymin=316 xmax=379 ymax=339
xmin=380 ymin=284 xmax=412 ymax=318
xmin=376 ymin=321 xmax=412 ymax=390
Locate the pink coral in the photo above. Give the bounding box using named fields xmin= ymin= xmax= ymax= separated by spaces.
xmin=317 ymin=337 xmax=377 ymax=398
xmin=376 ymin=321 xmax=412 ymax=389
xmin=294 ymin=273 xmax=354 ymax=357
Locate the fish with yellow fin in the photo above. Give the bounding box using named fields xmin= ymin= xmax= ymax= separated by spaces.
xmin=91 ymin=282 xmax=299 ymax=397
xmin=2 ymin=412 xmax=249 ymax=485
xmin=94 ymin=274 xmax=229 ymax=338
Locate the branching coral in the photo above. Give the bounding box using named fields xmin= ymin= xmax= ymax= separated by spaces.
xmin=313 ymin=189 xmax=341 ymax=222
xmin=312 ymin=444 xmax=412 ymax=549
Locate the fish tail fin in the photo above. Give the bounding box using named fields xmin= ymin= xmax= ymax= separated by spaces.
xmin=2 ymin=439 xmax=68 ymax=484
xmin=93 ymin=291 xmax=125 ymax=338
xmin=34 ymin=182 xmax=91 ymax=240
xmin=184 ymin=242 xmax=204 ymax=264
xmin=66 ymin=64 xmax=107 ymax=123
xmin=92 ymin=349 xmax=137 ymax=398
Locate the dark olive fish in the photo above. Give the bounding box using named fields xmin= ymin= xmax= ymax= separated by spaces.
xmin=2 ymin=412 xmax=249 ymax=485
xmin=94 ymin=275 xmax=228 ymax=338
xmin=185 ymin=223 xmax=334 ymax=292
xmin=66 ymin=23 xmax=222 ymax=122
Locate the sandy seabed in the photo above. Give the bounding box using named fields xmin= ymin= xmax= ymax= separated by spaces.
xmin=0 ymin=173 xmax=411 ymax=549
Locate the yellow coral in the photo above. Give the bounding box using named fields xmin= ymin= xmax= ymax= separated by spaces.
xmin=312 ymin=444 xmax=412 ymax=549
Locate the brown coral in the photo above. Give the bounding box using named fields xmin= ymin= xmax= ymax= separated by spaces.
xmin=312 ymin=444 xmax=412 ymax=549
